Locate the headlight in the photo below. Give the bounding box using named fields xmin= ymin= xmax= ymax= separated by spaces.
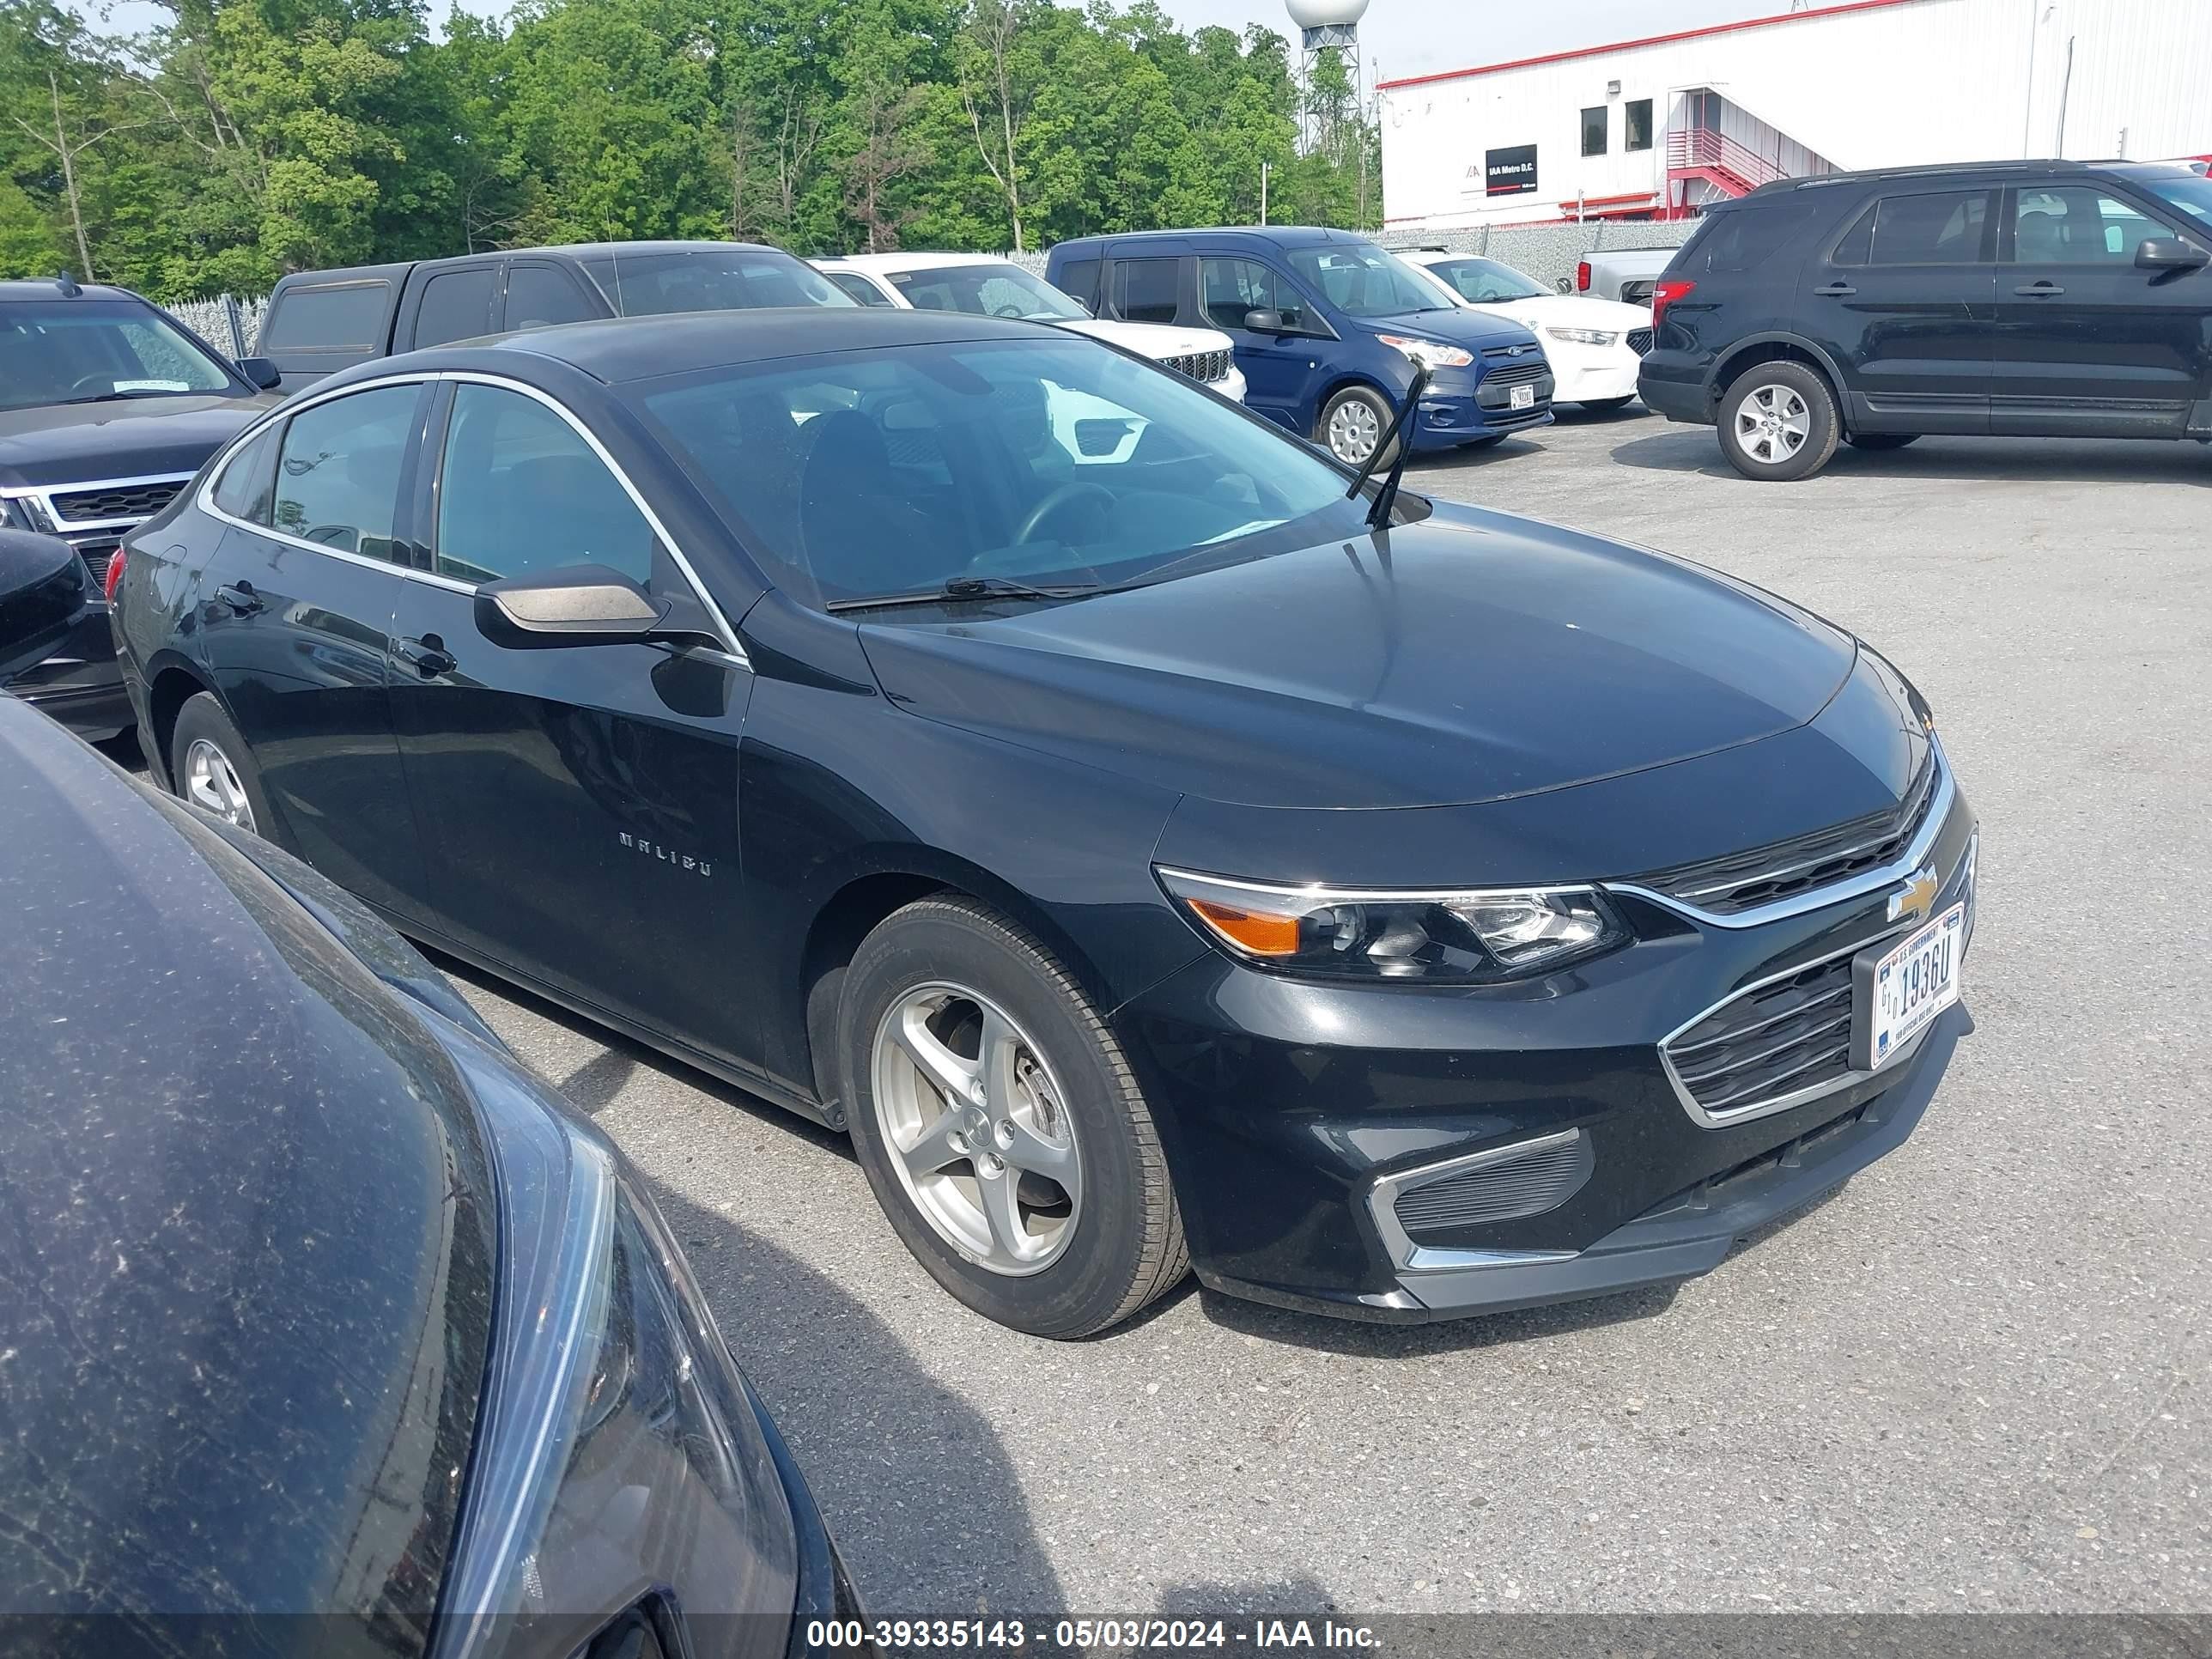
xmin=1158 ymin=867 xmax=1630 ymax=983
xmin=1544 ymin=326 xmax=1620 ymax=347
xmin=1376 ymin=334 xmax=1474 ymax=369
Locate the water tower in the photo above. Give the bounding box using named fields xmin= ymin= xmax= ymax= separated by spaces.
xmin=1285 ymin=0 xmax=1371 ymax=153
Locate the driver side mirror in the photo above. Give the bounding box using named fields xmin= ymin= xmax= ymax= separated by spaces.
xmin=0 ymin=528 xmax=91 ymax=680
xmin=2136 ymin=237 xmax=2209 ymax=272
xmin=1243 ymin=307 xmax=1287 ymax=334
xmin=236 ymin=356 xmax=281 ymax=391
xmin=474 ymin=564 xmax=671 ymax=649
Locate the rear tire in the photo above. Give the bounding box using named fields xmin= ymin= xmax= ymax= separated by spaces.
xmin=1846 ymin=432 xmax=1919 ymax=451
xmin=168 ymin=692 xmax=276 ymax=840
xmin=840 ymin=897 xmax=1188 ymax=1338
xmin=1317 ymin=385 xmax=1399 ymax=470
xmin=1717 ymin=361 xmax=1839 ymax=481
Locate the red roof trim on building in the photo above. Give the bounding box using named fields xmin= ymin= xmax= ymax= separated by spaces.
xmin=1376 ymin=0 xmax=1929 ymax=92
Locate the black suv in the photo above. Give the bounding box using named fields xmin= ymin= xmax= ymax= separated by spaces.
xmin=1638 ymin=160 xmax=2212 ymax=480
xmin=0 ymin=277 xmax=280 ymax=736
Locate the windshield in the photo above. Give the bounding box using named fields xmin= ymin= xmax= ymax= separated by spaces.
xmin=630 ymin=337 xmax=1366 ymax=610
xmin=581 ymin=248 xmax=855 ymax=317
xmin=1413 ymin=256 xmax=1547 ymax=305
xmin=0 ymin=301 xmax=236 ymax=413
xmin=1287 ymin=241 xmax=1454 ymax=318
xmin=2137 ymin=170 xmax=2212 ymax=234
xmin=889 ymin=264 xmax=1089 ymax=322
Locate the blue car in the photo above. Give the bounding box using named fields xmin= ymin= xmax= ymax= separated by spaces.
xmin=1044 ymin=227 xmax=1553 ymax=466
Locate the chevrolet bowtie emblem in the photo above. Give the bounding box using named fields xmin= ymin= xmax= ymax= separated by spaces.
xmin=1888 ymin=866 xmax=1940 ymax=923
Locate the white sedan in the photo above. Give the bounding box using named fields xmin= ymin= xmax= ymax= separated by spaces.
xmin=814 ymin=252 xmax=1248 ymax=406
xmin=1400 ymin=251 xmax=1652 ymax=413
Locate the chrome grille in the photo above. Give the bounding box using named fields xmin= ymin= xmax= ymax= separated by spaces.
xmin=50 ymin=478 xmax=186 ymax=524
xmin=1638 ymin=757 xmax=1942 ymax=917
xmin=69 ymin=538 xmax=121 ymax=591
xmin=1664 ymin=951 xmax=1856 ymax=1121
xmin=1627 ymin=327 xmax=1655 ymax=355
xmin=1162 ymin=349 xmax=1232 ymax=385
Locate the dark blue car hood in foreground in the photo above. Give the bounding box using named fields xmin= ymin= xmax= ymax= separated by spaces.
xmin=0 ymin=704 xmax=495 ymax=1642
xmin=859 ymin=502 xmax=1859 ymax=813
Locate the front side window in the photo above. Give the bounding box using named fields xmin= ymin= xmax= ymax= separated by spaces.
xmin=1285 ymin=241 xmax=1454 ymax=318
xmin=889 ymin=264 xmax=1089 ymax=322
xmin=1582 ymin=106 xmax=1608 ymax=158
xmin=271 ymin=385 xmax=422 ymax=559
xmin=1417 ymin=257 xmax=1546 ymax=305
xmin=435 ymin=384 xmax=655 ymax=586
xmin=1200 ymin=258 xmax=1310 ymax=332
xmin=584 ymin=248 xmax=855 ymax=315
xmin=1626 ymin=99 xmax=1653 ymax=152
xmin=631 ymin=337 xmax=1372 ymax=610
xmin=2012 ymin=187 xmax=2163 ymax=264
xmin=1111 ymin=258 xmax=1182 ymax=324
xmin=0 ymin=301 xmax=235 ymax=413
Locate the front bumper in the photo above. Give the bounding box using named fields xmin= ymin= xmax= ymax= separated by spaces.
xmin=4 ymin=604 xmax=130 ymax=739
xmin=1121 ymin=767 xmax=1977 ymax=1324
xmin=1548 ymin=346 xmax=1644 ymax=404
xmin=1411 ymin=378 xmax=1556 ymax=449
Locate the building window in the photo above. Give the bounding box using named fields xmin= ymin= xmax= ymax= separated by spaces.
xmin=1581 ymin=106 xmax=1607 ymax=157
xmin=1626 ymin=99 xmax=1653 ymax=152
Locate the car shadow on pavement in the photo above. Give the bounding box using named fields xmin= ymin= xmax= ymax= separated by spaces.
xmin=1611 ymin=426 xmax=2212 ymax=486
xmin=644 ymin=1172 xmax=1071 ymax=1618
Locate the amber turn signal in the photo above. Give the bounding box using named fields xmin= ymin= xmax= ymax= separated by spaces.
xmin=1186 ymin=898 xmax=1302 ymax=957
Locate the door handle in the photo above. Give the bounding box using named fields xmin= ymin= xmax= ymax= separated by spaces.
xmin=214 ymin=580 xmax=263 ymax=616
xmin=394 ymin=635 xmax=456 ymax=678
xmin=2014 ymin=281 xmax=2065 ymax=295
xmin=1814 ymin=282 xmax=1856 ymax=297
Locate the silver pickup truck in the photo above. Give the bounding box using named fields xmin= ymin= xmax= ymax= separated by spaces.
xmin=1573 ymin=246 xmax=1677 ymax=306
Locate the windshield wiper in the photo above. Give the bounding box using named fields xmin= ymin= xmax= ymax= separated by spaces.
xmin=1344 ymin=366 xmax=1432 ymax=530
xmin=826 ymin=575 xmax=1106 ymax=613
xmin=52 ymin=388 xmax=192 ymax=406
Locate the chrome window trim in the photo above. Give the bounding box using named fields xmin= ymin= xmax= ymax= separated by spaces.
xmin=1606 ymin=743 xmax=1955 ymax=931
xmin=193 ymin=368 xmax=749 ymax=665
xmin=1367 ymin=1128 xmax=1587 ymax=1274
xmin=2 ymin=471 xmax=198 ymax=533
xmin=1658 ymin=918 xmax=1929 ymax=1131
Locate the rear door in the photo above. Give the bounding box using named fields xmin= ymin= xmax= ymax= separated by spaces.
xmin=1802 ymin=187 xmax=1997 ymax=434
xmin=396 ymin=263 xmax=500 ymax=351
xmin=1196 ymin=253 xmax=1331 ymax=434
xmin=1991 ymin=183 xmax=2208 ymax=435
xmin=193 ymin=380 xmax=433 ymax=919
xmin=386 ymin=378 xmax=759 ymax=1067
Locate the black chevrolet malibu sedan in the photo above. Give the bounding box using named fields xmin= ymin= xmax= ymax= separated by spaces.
xmin=112 ymin=307 xmax=1978 ymax=1337
xmin=0 ymin=534 xmax=861 ymax=1654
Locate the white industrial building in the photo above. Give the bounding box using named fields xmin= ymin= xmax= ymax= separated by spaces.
xmin=1377 ymin=0 xmax=2212 ymax=231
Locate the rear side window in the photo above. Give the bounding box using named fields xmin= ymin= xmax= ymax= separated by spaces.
xmin=1835 ymin=191 xmax=1990 ymax=266
xmin=825 ymin=271 xmax=896 ymax=307
xmin=211 ymin=428 xmax=276 ymax=525
xmin=272 ymin=385 xmax=422 ymax=559
xmin=503 ymin=263 xmax=598 ymax=331
xmin=1110 ymin=258 xmax=1182 ymax=324
xmin=261 ymin=282 xmax=388 ymax=351
xmin=411 ymin=268 xmax=497 ymax=348
xmin=1683 ymin=202 xmax=1821 ymax=275
xmin=1054 ymin=258 xmax=1100 ymax=309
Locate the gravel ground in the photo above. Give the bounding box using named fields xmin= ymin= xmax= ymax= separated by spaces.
xmin=439 ymin=405 xmax=2210 ymax=1620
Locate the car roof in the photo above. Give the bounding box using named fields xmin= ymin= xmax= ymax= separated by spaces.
xmin=412 ymin=306 xmax=1062 ymax=385
xmin=0 ymin=279 xmax=148 ymax=304
xmin=1753 ymin=157 xmax=2176 ymax=198
xmin=817 ymin=252 xmax=1023 ymax=275
xmin=1051 ymin=225 xmax=1367 ymax=254
xmin=272 ymin=242 xmax=803 ymax=291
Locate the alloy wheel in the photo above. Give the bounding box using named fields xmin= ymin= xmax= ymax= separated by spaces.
xmin=1326 ymin=398 xmax=1382 ymax=465
xmin=182 ymin=738 xmax=257 ymax=832
xmin=871 ymin=981 xmax=1083 ymax=1276
xmin=1734 ymin=383 xmax=1812 ymax=466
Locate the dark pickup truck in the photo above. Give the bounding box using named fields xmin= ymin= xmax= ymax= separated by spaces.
xmin=258 ymin=239 xmax=855 ymax=387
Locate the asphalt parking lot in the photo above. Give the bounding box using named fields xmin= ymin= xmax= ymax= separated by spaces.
xmin=433 ymin=405 xmax=2212 ymax=1619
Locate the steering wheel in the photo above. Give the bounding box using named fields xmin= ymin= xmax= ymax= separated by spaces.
xmin=1012 ymin=482 xmax=1115 ymax=546
xmin=993 ymin=303 xmax=1028 ymax=319
xmin=67 ymin=375 xmax=113 ymax=397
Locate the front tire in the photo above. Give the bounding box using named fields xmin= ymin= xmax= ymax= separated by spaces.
xmin=840 ymin=897 xmax=1188 ymax=1338
xmin=1717 ymin=362 xmax=1839 ymax=481
xmin=168 ymin=692 xmax=275 ymax=838
xmin=1317 ymin=385 xmax=1398 ymax=469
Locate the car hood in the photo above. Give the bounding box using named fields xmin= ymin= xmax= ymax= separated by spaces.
xmin=0 ymin=393 xmax=277 ymax=491
xmin=0 ymin=703 xmax=495 ymax=1637
xmin=1479 ymin=295 xmax=1652 ymax=333
xmin=1350 ymin=306 xmax=1539 ymax=351
xmin=1056 ymin=317 xmax=1236 ymax=361
xmin=857 ymin=502 xmax=1857 ymax=810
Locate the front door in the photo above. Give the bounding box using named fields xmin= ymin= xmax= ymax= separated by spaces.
xmin=1197 ymin=255 xmax=1328 ymax=434
xmin=1992 ymin=184 xmax=2209 ymax=436
xmin=386 ymin=379 xmax=759 ymax=1068
xmin=193 ymin=380 xmax=433 ymax=920
xmin=1803 ymin=186 xmax=1997 ymax=436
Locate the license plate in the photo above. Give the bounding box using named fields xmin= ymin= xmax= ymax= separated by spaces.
xmin=1854 ymin=903 xmax=1965 ymax=1071
xmin=1510 ymin=384 xmax=1536 ymax=410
